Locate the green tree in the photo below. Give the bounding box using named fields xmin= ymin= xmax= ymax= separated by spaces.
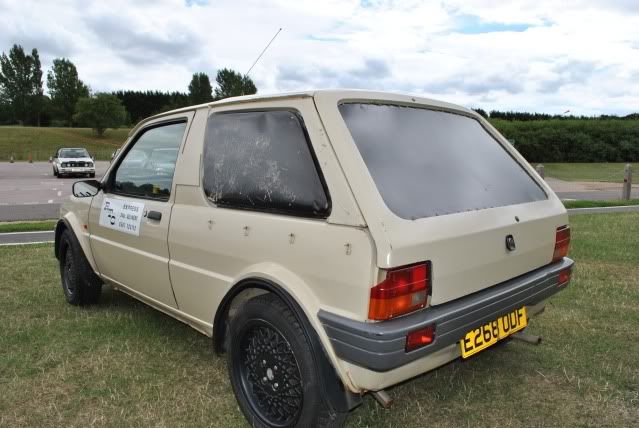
xmin=188 ymin=72 xmax=213 ymax=104
xmin=47 ymin=58 xmax=89 ymax=126
xmin=74 ymin=93 xmax=126 ymax=136
xmin=30 ymin=49 xmax=44 ymax=126
xmin=213 ymin=68 xmax=257 ymax=100
xmin=0 ymin=44 xmax=39 ymax=124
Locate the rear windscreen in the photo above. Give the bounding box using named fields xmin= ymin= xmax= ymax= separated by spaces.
xmin=339 ymin=103 xmax=546 ymax=219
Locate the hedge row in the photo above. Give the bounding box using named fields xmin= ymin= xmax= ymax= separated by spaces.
xmin=489 ymin=119 xmax=639 ymax=162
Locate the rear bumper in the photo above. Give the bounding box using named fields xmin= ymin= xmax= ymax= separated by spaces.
xmin=319 ymin=257 xmax=573 ymax=372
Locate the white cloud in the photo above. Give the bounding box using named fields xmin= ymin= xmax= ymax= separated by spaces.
xmin=0 ymin=0 xmax=638 ymax=114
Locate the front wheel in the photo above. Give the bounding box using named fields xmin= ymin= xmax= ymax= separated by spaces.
xmin=58 ymin=229 xmax=102 ymax=305
xmin=227 ymin=293 xmax=346 ymax=428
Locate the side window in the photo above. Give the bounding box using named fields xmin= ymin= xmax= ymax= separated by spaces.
xmin=203 ymin=110 xmax=330 ymax=217
xmin=113 ymin=121 xmax=187 ymax=200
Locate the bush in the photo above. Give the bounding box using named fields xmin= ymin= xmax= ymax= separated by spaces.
xmin=74 ymin=93 xmax=126 ymax=136
xmin=490 ymin=118 xmax=639 ymax=162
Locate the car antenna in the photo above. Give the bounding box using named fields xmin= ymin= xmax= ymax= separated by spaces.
xmin=243 ymin=27 xmax=282 ymax=87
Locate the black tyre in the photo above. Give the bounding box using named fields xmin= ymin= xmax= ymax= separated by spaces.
xmin=53 ymin=167 xmax=58 ymax=177
xmin=58 ymin=229 xmax=102 ymax=305
xmin=227 ymin=293 xmax=347 ymax=428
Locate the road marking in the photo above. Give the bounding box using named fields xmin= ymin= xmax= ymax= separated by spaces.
xmin=23 ymin=202 xmax=40 ymax=205
xmin=57 ymin=191 xmax=62 ymax=196
xmin=0 ymin=241 xmax=53 ymax=246
xmin=0 ymin=231 xmax=54 ymax=235
xmin=48 ymin=199 xmax=53 ymax=203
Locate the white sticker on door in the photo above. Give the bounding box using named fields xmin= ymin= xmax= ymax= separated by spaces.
xmin=99 ymin=198 xmax=145 ymax=236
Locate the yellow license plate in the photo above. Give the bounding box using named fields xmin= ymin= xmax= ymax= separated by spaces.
xmin=460 ymin=307 xmax=528 ymax=358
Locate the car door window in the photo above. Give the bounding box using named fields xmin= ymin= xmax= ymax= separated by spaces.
xmin=113 ymin=121 xmax=187 ymax=200
xmin=202 ymin=110 xmax=330 ymax=218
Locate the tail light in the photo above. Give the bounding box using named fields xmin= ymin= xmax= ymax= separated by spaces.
xmin=558 ymin=268 xmax=571 ymax=285
xmin=368 ymin=262 xmax=430 ymax=320
xmin=406 ymin=325 xmax=435 ymax=352
xmin=552 ymin=226 xmax=570 ymax=263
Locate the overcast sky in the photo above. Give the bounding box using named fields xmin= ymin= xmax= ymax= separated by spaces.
xmin=1 ymin=0 xmax=638 ymax=115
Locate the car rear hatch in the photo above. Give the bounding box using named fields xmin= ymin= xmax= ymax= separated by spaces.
xmin=314 ymin=91 xmax=569 ymax=306
xmin=371 ymin=202 xmax=567 ymax=305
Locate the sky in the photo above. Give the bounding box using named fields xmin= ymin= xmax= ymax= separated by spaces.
xmin=1 ymin=0 xmax=638 ymax=115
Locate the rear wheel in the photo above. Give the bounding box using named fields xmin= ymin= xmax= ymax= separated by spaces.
xmin=58 ymin=229 xmax=102 ymax=305
xmin=227 ymin=293 xmax=346 ymax=428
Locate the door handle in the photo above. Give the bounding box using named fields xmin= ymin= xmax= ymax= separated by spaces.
xmin=147 ymin=210 xmax=162 ymax=221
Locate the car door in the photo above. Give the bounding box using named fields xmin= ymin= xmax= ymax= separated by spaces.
xmin=88 ymin=114 xmax=193 ymax=308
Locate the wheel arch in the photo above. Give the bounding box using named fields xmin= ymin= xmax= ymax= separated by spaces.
xmin=213 ymin=277 xmax=362 ymax=413
xmin=54 ymin=218 xmax=71 ymax=259
xmin=54 ymin=217 xmax=99 ymax=274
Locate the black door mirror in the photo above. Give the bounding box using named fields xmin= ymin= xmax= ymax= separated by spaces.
xmin=72 ymin=180 xmax=101 ymax=198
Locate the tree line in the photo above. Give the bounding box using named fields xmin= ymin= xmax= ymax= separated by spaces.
xmin=472 ymin=108 xmax=638 ymax=121
xmin=1 ymin=44 xmax=638 ymax=161
xmin=113 ymin=70 xmax=257 ymax=124
xmin=491 ymin=118 xmax=639 ymax=162
xmin=0 ymin=44 xmax=257 ymax=134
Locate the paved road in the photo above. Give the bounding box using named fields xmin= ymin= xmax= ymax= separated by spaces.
xmin=547 ymin=177 xmax=637 ymax=201
xmin=0 ymin=230 xmax=54 ymax=245
xmin=0 ymin=161 xmax=108 ymax=221
xmin=567 ymin=205 xmax=639 ymax=215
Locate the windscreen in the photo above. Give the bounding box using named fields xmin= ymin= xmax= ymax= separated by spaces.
xmin=339 ymin=103 xmax=546 ymax=219
xmin=60 ymin=148 xmax=89 ymax=158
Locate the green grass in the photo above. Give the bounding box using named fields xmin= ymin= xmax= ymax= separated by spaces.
xmin=0 ymin=126 xmax=130 ymax=161
xmin=1 ymin=215 xmax=638 ymax=427
xmin=0 ymin=220 xmax=57 ymax=233
xmin=563 ymin=199 xmax=639 ymax=209
xmin=543 ymin=162 xmax=636 ymax=182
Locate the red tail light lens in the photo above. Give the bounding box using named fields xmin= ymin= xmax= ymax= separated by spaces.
xmin=368 ymin=262 xmax=430 ymax=320
xmin=406 ymin=325 xmax=435 ymax=352
xmin=552 ymin=226 xmax=570 ymax=263
xmin=558 ymin=268 xmax=571 ymax=285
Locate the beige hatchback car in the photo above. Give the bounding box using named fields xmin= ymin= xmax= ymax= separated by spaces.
xmin=56 ymin=90 xmax=573 ymax=428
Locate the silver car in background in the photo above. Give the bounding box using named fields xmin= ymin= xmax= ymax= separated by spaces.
xmin=53 ymin=148 xmax=95 ymax=178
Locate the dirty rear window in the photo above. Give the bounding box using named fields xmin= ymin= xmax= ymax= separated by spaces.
xmin=339 ymin=103 xmax=546 ymax=219
xmin=202 ymin=111 xmax=330 ymax=217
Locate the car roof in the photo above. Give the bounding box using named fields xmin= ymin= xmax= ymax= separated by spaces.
xmin=129 ymin=89 xmax=475 ymax=137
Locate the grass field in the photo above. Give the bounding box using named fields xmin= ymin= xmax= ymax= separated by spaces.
xmin=1 ymin=214 xmax=637 ymax=427
xmin=0 ymin=220 xmax=57 ymax=233
xmin=544 ymin=162 xmax=636 ymax=182
xmin=0 ymin=126 xmax=129 ymax=161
